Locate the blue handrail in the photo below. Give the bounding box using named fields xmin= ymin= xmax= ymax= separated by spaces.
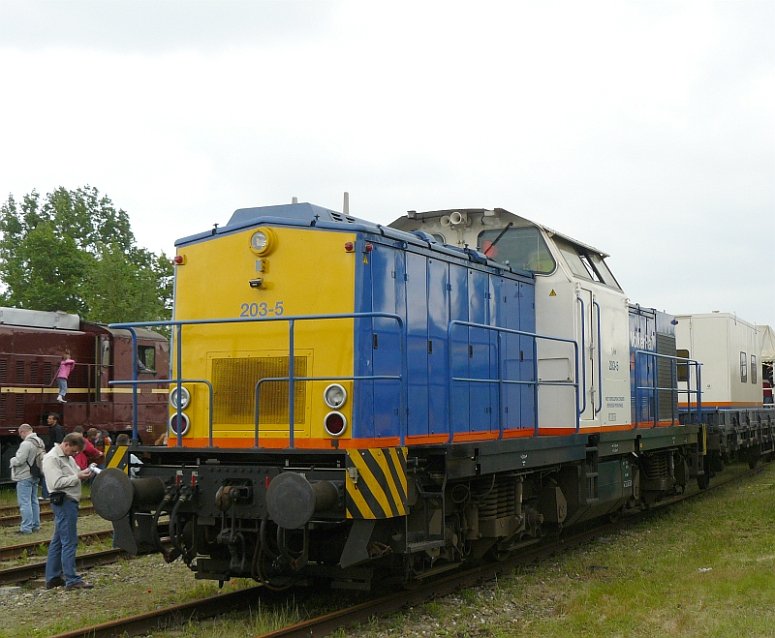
xmin=633 ymin=349 xmax=702 ymax=427
xmin=110 ymin=312 xmax=405 ymax=449
xmin=447 ymin=320 xmax=580 ymax=440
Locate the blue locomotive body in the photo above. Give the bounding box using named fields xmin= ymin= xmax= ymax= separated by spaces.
xmin=351 ymin=227 xmax=536 ymax=442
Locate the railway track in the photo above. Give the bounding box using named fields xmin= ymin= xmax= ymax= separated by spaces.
xmin=0 ymin=547 xmax=125 ymax=586
xmin=0 ymin=499 xmax=93 ymax=517
xmin=0 ymin=501 xmax=94 ymax=527
xmin=48 ymin=586 xmax=269 ymax=638
xmin=0 ymin=529 xmax=114 ymax=561
xmin=43 ymin=466 xmax=762 ymax=638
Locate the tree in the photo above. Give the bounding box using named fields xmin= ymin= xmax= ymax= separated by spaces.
xmin=0 ymin=186 xmax=172 ymax=324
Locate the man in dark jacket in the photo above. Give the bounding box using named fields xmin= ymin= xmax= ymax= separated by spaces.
xmin=47 ymin=413 xmax=65 ymax=447
xmin=42 ymin=413 xmax=65 ymax=499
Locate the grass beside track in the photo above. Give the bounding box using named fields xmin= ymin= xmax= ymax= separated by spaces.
xmin=345 ymin=462 xmax=775 ymax=638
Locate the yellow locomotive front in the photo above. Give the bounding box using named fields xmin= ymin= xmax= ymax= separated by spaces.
xmin=169 ymin=212 xmax=358 ymax=450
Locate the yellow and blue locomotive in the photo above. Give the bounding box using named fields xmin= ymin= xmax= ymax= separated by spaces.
xmin=93 ymin=203 xmax=711 ymax=589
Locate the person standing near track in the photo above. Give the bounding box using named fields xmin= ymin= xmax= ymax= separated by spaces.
xmin=9 ymin=423 xmax=44 ymax=534
xmin=47 ymin=412 xmax=65 ymax=446
xmin=42 ymin=432 xmax=95 ymax=590
xmin=72 ymin=426 xmax=104 ymax=470
xmin=54 ymin=350 xmax=76 ymax=404
xmin=41 ymin=413 xmax=65 ymax=501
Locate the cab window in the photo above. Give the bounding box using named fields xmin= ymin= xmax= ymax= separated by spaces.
xmin=588 ymin=253 xmax=621 ymax=289
xmin=555 ymin=238 xmax=621 ymax=290
xmin=477 ymin=226 xmax=556 ymax=274
xmin=137 ymin=346 xmax=156 ymax=372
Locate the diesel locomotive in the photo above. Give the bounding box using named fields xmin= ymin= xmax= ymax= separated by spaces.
xmin=0 ymin=307 xmax=170 ymax=483
xmin=92 ymin=203 xmax=773 ymax=590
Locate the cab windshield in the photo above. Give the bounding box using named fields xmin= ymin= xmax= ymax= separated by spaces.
xmin=478 ymin=226 xmax=556 ymax=274
xmin=554 ymin=237 xmax=621 ymax=290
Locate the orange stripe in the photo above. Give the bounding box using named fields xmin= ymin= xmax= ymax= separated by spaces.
xmin=169 ymin=436 xmax=403 ymax=449
xmin=537 ymin=421 xmax=686 ymax=435
xmin=536 ymin=427 xmax=578 ymax=435
xmin=502 ymin=428 xmax=536 ymax=439
xmin=632 ymin=420 xmax=679 ymax=429
xmin=678 ymin=401 xmax=763 ymax=408
xmin=170 ymin=420 xmax=690 ymax=449
xmin=406 ymin=430 xmax=538 ymax=445
xmin=173 ymin=430 xmax=536 ymax=448
xmin=452 ymin=431 xmax=505 ymax=442
xmin=405 ymin=434 xmax=449 ymax=445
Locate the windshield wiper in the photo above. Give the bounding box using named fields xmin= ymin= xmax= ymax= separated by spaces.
xmin=482 ymin=222 xmax=513 ymax=257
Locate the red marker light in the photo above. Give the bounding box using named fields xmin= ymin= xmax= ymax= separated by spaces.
xmin=344 ymin=242 xmax=355 ymax=252
xmin=364 ymin=243 xmax=373 ymax=253
xmin=173 ymin=255 xmax=186 ymax=265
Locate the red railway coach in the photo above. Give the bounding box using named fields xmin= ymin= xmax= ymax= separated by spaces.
xmin=0 ymin=307 xmax=169 ymax=482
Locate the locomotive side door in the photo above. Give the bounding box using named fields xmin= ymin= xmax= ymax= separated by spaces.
xmin=577 ymin=286 xmax=598 ymax=424
xmin=95 ymin=335 xmax=111 ymax=402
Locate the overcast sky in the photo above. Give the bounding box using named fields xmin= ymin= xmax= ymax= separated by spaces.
xmin=1 ymin=1 xmax=773 ymax=326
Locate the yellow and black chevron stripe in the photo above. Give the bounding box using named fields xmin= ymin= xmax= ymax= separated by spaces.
xmin=104 ymin=445 xmax=130 ymax=473
xmin=346 ymin=447 xmax=407 ymax=519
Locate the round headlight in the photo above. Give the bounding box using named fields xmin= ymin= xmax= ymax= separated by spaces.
xmin=323 ymin=383 xmax=347 ymax=409
xmin=250 ymin=229 xmax=275 ymax=255
xmin=324 ymin=411 xmax=347 ymax=437
xmin=169 ymin=386 xmax=191 ymax=410
xmin=169 ymin=412 xmax=191 ymax=437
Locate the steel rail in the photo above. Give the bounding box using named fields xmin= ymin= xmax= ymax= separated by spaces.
xmin=0 ymin=503 xmax=95 ymax=527
xmin=48 ymin=586 xmax=268 ymax=638
xmin=0 ymin=529 xmax=113 ymax=561
xmin=0 ymin=548 xmax=125 ymax=586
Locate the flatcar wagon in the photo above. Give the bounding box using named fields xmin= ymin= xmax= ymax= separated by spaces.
xmin=0 ymin=307 xmax=169 ymax=482
xmin=675 ymin=312 xmax=775 ymax=469
xmin=92 ymin=202 xmax=733 ymax=590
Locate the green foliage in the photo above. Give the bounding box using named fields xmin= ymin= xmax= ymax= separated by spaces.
xmin=0 ymin=186 xmax=172 ymax=324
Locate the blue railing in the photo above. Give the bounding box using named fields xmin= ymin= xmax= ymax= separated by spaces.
xmin=633 ymin=350 xmax=702 ymax=427
xmin=109 ymin=312 xmax=405 ymax=447
xmin=447 ymin=320 xmax=580 ymax=440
